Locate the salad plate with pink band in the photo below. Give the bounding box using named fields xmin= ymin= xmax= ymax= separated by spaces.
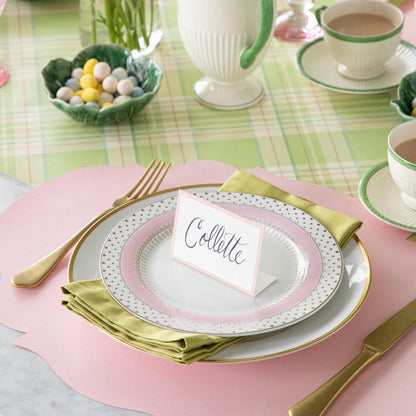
xmin=99 ymin=191 xmax=343 ymax=336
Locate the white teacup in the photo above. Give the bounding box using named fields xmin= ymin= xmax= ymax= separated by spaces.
xmin=316 ymin=0 xmax=403 ymax=80
xmin=388 ymin=120 xmax=416 ymax=211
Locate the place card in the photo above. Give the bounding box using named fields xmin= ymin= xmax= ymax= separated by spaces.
xmin=170 ymin=191 xmax=277 ymax=296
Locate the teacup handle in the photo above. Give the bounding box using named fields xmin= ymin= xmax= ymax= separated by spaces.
xmin=240 ymin=0 xmax=275 ymax=70
xmin=315 ymin=6 xmax=327 ymax=26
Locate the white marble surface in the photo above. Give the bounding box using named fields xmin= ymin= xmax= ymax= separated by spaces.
xmin=0 ymin=173 xmax=150 ymax=416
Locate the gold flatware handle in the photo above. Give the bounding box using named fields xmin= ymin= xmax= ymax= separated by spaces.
xmin=11 ymin=160 xmax=170 ymax=288
xmin=11 ymin=208 xmax=112 ymax=288
xmin=288 ymin=346 xmax=380 ymax=416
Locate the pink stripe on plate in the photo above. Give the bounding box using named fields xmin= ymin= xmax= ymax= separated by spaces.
xmin=120 ymin=203 xmax=322 ymax=324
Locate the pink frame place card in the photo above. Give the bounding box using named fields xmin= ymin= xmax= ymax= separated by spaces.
xmin=170 ymin=190 xmax=277 ymax=296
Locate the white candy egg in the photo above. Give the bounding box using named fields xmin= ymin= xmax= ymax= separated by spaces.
xmin=71 ymin=68 xmax=84 ymax=80
xmin=113 ymin=95 xmax=132 ymax=105
xmin=117 ymin=79 xmax=134 ymax=96
xmin=112 ymin=67 xmax=128 ymax=80
xmin=98 ymin=92 xmax=114 ymax=107
xmin=69 ymin=95 xmax=84 ymax=106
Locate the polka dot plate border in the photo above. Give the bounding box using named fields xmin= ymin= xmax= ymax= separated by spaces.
xmin=100 ymin=192 xmax=343 ymax=336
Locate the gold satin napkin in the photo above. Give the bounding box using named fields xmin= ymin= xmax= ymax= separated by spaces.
xmin=61 ymin=170 xmax=362 ymax=364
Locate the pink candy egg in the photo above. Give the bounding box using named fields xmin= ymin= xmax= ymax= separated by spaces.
xmin=93 ymin=62 xmax=111 ymax=82
xmin=102 ymin=75 xmax=118 ymax=94
xmin=56 ymin=86 xmax=74 ymax=102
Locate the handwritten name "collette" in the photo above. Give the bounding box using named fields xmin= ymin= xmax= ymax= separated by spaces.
xmin=184 ymin=217 xmax=247 ymax=265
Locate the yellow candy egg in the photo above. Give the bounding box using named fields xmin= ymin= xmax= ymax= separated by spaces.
xmin=80 ymin=74 xmax=98 ymax=90
xmin=81 ymin=88 xmax=100 ymax=103
xmin=101 ymin=102 xmax=113 ymax=109
xmin=83 ymin=58 xmax=98 ymax=75
xmin=74 ymin=90 xmax=83 ymax=97
xmin=412 ymin=107 xmax=416 ymax=117
xmin=96 ymin=83 xmax=104 ymax=93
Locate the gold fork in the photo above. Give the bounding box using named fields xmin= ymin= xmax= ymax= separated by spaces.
xmin=11 ymin=159 xmax=170 ymax=288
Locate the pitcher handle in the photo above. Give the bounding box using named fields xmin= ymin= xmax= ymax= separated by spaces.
xmin=240 ymin=0 xmax=275 ymax=70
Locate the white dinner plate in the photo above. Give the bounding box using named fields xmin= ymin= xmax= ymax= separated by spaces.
xmin=69 ymin=185 xmax=371 ymax=362
xmin=359 ymin=160 xmax=416 ymax=232
xmin=296 ymin=38 xmax=416 ymax=94
xmin=99 ymin=192 xmax=343 ymax=336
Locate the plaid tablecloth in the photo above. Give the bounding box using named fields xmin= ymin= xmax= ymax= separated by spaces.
xmin=0 ymin=0 xmax=405 ymax=196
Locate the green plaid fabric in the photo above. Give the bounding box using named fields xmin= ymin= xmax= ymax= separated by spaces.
xmin=0 ymin=0 xmax=402 ymax=196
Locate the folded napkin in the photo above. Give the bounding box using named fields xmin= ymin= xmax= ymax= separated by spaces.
xmin=61 ymin=170 xmax=362 ymax=364
xmin=220 ymin=170 xmax=362 ymax=249
xmin=62 ymin=280 xmax=241 ymax=364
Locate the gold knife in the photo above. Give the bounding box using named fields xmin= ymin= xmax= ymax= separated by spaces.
xmin=288 ymin=298 xmax=416 ymax=416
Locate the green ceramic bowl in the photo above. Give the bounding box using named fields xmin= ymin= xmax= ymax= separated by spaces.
xmin=41 ymin=44 xmax=163 ymax=124
xmin=391 ymin=71 xmax=416 ymax=122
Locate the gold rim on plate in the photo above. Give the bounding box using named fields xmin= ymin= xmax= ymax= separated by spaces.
xmin=68 ymin=184 xmax=371 ymax=363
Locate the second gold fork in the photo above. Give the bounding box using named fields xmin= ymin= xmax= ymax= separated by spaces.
xmin=11 ymin=160 xmax=170 ymax=288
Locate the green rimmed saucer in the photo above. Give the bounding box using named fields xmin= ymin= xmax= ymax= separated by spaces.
xmin=358 ymin=160 xmax=416 ymax=231
xmin=296 ymin=38 xmax=416 ymax=94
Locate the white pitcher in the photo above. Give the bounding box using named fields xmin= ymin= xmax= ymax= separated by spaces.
xmin=177 ymin=0 xmax=276 ymax=110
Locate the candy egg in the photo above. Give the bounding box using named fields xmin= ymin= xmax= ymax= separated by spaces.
xmin=131 ymin=86 xmax=144 ymax=98
xmin=85 ymin=101 xmax=100 ymax=110
xmin=113 ymin=95 xmax=131 ymax=105
xmin=98 ymin=92 xmax=114 ymax=107
xmin=127 ymin=75 xmax=138 ymax=87
xmin=117 ymin=78 xmax=134 ymax=96
xmin=83 ymin=58 xmax=98 ymax=75
xmin=69 ymin=96 xmax=84 ymax=106
xmin=93 ymin=62 xmax=111 ymax=82
xmin=112 ymin=67 xmax=128 ymax=80
xmin=71 ymin=68 xmax=84 ymax=80
xmin=80 ymin=74 xmax=98 ymax=89
xmin=412 ymin=107 xmax=416 ymax=117
xmin=102 ymin=75 xmax=118 ymax=94
xmin=65 ymin=78 xmax=80 ymax=92
xmin=81 ymin=87 xmax=100 ymax=102
xmin=56 ymin=86 xmax=74 ymax=102
xmin=62 ymin=56 xmax=150 ymax=113
xmin=412 ymin=97 xmax=416 ymax=108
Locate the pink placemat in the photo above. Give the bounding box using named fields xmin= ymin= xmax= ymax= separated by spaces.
xmin=1 ymin=161 xmax=416 ymax=416
xmin=400 ymin=0 xmax=416 ymax=43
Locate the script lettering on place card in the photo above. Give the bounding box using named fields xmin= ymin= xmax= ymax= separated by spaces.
xmin=170 ymin=191 xmax=276 ymax=296
xmin=184 ymin=218 xmax=247 ymax=265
